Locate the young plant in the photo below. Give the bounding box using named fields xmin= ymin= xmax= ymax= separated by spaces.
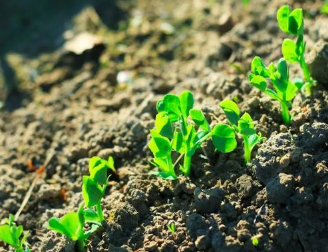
xmin=0 ymin=214 xmax=30 ymax=252
xmin=149 ymin=91 xmax=237 ymax=179
xmin=49 ymin=204 xmax=100 ymax=252
xmin=220 ymin=99 xmax=264 ymax=163
xmin=48 ymin=156 xmax=114 ymax=251
xmin=83 ymin=156 xmax=114 ymax=221
xmin=167 ymin=222 xmax=176 ymax=235
xmin=277 ymin=5 xmax=314 ymax=95
xmin=249 ymin=56 xmax=297 ymax=124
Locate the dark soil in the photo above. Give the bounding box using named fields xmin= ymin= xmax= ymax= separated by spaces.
xmin=1 ymin=0 xmax=328 ymax=251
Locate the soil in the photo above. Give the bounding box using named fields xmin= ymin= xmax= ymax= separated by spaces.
xmin=1 ymin=0 xmax=328 ymax=251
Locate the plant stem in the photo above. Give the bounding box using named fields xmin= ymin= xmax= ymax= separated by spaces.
xmin=243 ymin=136 xmax=251 ymax=163
xmin=299 ymin=54 xmax=312 ymax=96
xmin=182 ymin=154 xmax=192 ymax=176
xmin=280 ymin=102 xmax=291 ymax=124
xmin=77 ymin=239 xmax=85 ymax=252
xmin=96 ymin=202 xmax=104 ymax=222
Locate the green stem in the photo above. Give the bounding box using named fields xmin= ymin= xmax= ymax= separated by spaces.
xmin=77 ymin=239 xmax=86 ymax=252
xmin=243 ymin=136 xmax=251 ymax=163
xmin=182 ymin=154 xmax=192 ymax=176
xmin=281 ymin=102 xmax=291 ymax=124
xmin=167 ymin=155 xmax=177 ymax=179
xmin=299 ymin=54 xmax=312 ymax=96
xmin=96 ymin=202 xmax=104 ymax=222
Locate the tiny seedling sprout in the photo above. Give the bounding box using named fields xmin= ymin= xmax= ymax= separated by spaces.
xmin=149 ymin=91 xmax=237 ymax=179
xmin=252 ymin=236 xmax=259 ymax=246
xmin=249 ymin=56 xmax=297 ymax=124
xmin=220 ymin=99 xmax=264 ymax=163
xmin=0 ymin=214 xmax=30 ymax=252
xmin=277 ymin=5 xmax=315 ymax=95
xmin=48 ymin=156 xmax=115 ymax=251
xmin=167 ymin=222 xmax=176 ymax=235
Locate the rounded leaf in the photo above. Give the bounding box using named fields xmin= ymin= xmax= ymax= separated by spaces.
xmin=211 ymin=124 xmax=237 ymax=153
xmin=82 ymin=176 xmax=103 ymax=207
xmin=179 ymin=91 xmax=194 ymax=117
xmin=282 ymin=39 xmax=299 ymax=63
xmin=277 ymin=5 xmax=291 ymax=33
xmin=219 ymin=99 xmax=240 ymax=125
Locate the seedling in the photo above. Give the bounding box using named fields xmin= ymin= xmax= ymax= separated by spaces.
xmin=0 ymin=214 xmax=30 ymax=252
xmin=149 ymin=91 xmax=237 ymax=179
xmin=48 ymin=156 xmax=114 ymax=251
xmin=167 ymin=222 xmax=176 ymax=235
xmin=49 ymin=204 xmax=101 ymax=252
xmin=252 ymin=236 xmax=259 ymax=246
xmin=220 ymin=99 xmax=264 ymax=163
xmin=83 ymin=156 xmax=114 ymax=221
xmin=277 ymin=5 xmax=314 ymax=95
xmin=249 ymin=56 xmax=297 ymax=124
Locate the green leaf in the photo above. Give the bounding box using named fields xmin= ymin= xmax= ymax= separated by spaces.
xmin=171 ymin=131 xmax=186 ymax=154
xmin=84 ymin=209 xmax=101 ymax=224
xmin=282 ymin=39 xmax=299 ymax=63
xmin=247 ymin=134 xmax=264 ymax=151
xmin=285 ymin=81 xmax=297 ymax=101
xmin=20 ymin=231 xmax=29 ymax=248
xmin=238 ymin=113 xmax=256 ymax=136
xmin=89 ymin=162 xmax=107 ymax=184
xmin=277 ymin=5 xmax=291 ymax=33
xmin=48 ymin=212 xmax=81 ymax=240
xmin=249 ymin=75 xmax=267 ymax=91
xmin=82 ymin=176 xmax=104 ymax=207
xmin=107 ymin=156 xmax=115 ymax=172
xmin=277 ymin=58 xmax=289 ymax=81
xmin=219 ymin=99 xmax=240 ymax=125
xmin=89 ymin=157 xmax=102 ymax=170
xmin=179 ymin=91 xmax=194 ymax=117
xmin=211 ymin=124 xmax=237 ymax=153
xmin=148 ymin=130 xmax=172 ymax=158
xmin=0 ymin=225 xmax=16 ymax=246
xmin=155 ymin=112 xmax=173 ymax=139
xmin=251 ymin=56 xmax=269 ymax=77
xmin=289 ymin=8 xmax=303 ymax=35
xmin=162 ymin=94 xmax=181 ymax=116
xmin=186 ymin=125 xmax=197 ymax=145
xmin=189 ymin=109 xmax=210 ymax=132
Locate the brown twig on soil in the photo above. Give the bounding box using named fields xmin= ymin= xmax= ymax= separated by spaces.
xmin=14 ymin=153 xmax=54 ymax=221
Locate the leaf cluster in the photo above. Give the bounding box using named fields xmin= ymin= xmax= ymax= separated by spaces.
xmin=277 ymin=5 xmax=314 ymax=95
xmin=149 ymin=91 xmax=237 ymax=179
xmin=0 ymin=214 xmax=30 ymax=252
xmin=220 ymin=99 xmax=264 ymax=163
xmin=249 ymin=56 xmax=297 ymax=124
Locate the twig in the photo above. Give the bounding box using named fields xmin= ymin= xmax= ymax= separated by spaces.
xmin=14 ymin=153 xmax=54 ymax=221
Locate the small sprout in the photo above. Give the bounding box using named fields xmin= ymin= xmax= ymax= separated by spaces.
xmin=167 ymin=222 xmax=176 ymax=235
xmin=252 ymin=236 xmax=259 ymax=246
xmin=0 ymin=214 xmax=30 ymax=252
xmin=48 ymin=204 xmax=101 ymax=252
xmin=249 ymin=56 xmax=297 ymax=124
xmin=220 ymin=99 xmax=264 ymax=163
xmin=277 ymin=5 xmax=315 ymax=96
xmin=48 ymin=156 xmax=114 ymax=251
xmin=149 ymin=91 xmax=237 ymax=179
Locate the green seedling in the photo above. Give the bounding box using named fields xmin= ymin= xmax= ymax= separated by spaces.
xmin=252 ymin=236 xmax=259 ymax=246
xmin=0 ymin=214 xmax=30 ymax=252
xmin=277 ymin=5 xmax=314 ymax=95
xmin=167 ymin=222 xmax=176 ymax=235
xmin=49 ymin=204 xmax=101 ymax=252
xmin=49 ymin=156 xmax=114 ymax=251
xmin=149 ymin=91 xmax=237 ymax=179
xmin=249 ymin=56 xmax=297 ymax=124
xmin=220 ymin=99 xmax=264 ymax=163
